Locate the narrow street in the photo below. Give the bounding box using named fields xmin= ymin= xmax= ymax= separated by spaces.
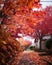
xmin=17 ymin=51 xmax=52 ymax=65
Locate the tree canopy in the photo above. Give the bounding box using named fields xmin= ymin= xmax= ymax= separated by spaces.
xmin=0 ymin=0 xmax=52 ymax=39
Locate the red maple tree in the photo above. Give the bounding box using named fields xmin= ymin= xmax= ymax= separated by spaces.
xmin=34 ymin=6 xmax=52 ymax=49
xmin=0 ymin=0 xmax=41 ymax=38
xmin=0 ymin=0 xmax=52 ymax=50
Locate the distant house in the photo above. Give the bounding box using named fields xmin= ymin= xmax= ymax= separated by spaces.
xmin=41 ymin=35 xmax=51 ymax=50
xmin=35 ymin=35 xmax=51 ymax=50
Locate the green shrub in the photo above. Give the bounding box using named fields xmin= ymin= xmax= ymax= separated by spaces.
xmin=29 ymin=46 xmax=35 ymax=50
xmin=45 ymin=39 xmax=52 ymax=49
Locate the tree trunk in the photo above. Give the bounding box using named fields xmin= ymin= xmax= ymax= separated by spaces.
xmin=39 ymin=39 xmax=42 ymax=50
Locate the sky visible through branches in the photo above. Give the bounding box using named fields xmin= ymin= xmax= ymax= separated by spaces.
xmin=40 ymin=0 xmax=52 ymax=8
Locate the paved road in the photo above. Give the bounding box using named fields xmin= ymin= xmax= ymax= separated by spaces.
xmin=17 ymin=51 xmax=48 ymax=65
